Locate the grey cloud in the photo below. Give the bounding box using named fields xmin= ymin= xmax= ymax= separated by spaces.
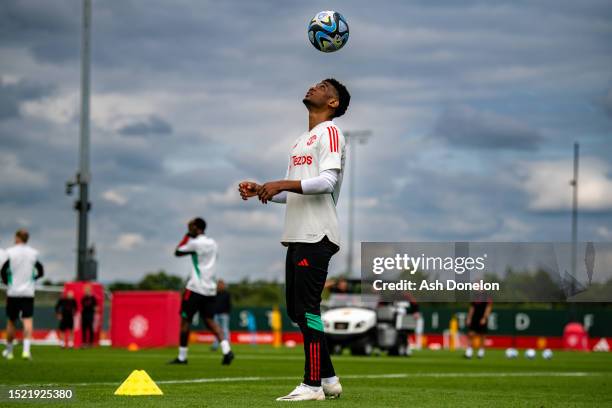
xmin=0 ymin=0 xmax=78 ymax=63
xmin=118 ymin=115 xmax=173 ymax=137
xmin=0 ymin=79 xmax=53 ymax=120
xmin=432 ymin=106 xmax=543 ymax=150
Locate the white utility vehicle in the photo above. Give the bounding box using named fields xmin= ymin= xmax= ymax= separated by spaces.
xmin=322 ymin=290 xmax=417 ymax=356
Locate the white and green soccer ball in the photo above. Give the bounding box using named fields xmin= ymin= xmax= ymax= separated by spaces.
xmin=542 ymin=348 xmax=553 ymax=360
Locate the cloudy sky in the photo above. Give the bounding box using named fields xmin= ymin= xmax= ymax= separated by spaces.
xmin=1 ymin=0 xmax=611 ymax=284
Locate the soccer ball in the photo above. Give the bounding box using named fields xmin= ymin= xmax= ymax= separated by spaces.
xmin=542 ymin=348 xmax=553 ymax=360
xmin=505 ymin=348 xmax=518 ymax=359
xmin=525 ymin=348 xmax=536 ymax=359
xmin=307 ymin=10 xmax=349 ymax=52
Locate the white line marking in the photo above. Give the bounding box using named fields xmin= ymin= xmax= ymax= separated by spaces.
xmin=109 ymin=353 xmax=451 ymax=364
xmin=5 ymin=372 xmax=600 ymax=388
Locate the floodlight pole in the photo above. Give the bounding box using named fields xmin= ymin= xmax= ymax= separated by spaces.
xmin=344 ymin=130 xmax=372 ymax=276
xmin=570 ymin=142 xmax=579 ymax=278
xmin=75 ymin=0 xmax=92 ymax=281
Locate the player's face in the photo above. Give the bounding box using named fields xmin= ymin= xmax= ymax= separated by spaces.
xmin=303 ymin=81 xmax=337 ymax=110
xmin=187 ymin=221 xmax=198 ymax=237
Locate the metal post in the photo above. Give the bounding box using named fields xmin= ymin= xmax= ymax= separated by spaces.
xmin=344 ymin=130 xmax=371 ymax=276
xmin=77 ymin=0 xmax=92 ymax=281
xmin=570 ymin=142 xmax=579 ymax=278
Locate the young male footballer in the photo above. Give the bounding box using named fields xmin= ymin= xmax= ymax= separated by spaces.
xmin=1 ymin=229 xmax=44 ymax=360
xmin=465 ymin=295 xmax=493 ymax=359
xmin=239 ymin=78 xmax=350 ymax=401
xmin=169 ymin=217 xmax=234 ymax=365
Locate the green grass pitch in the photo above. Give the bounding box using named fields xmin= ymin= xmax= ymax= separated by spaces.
xmin=1 ymin=344 xmax=611 ymax=407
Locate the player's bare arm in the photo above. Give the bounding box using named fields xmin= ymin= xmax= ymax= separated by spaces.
xmin=257 ymin=180 xmax=302 ymax=203
xmin=481 ymin=302 xmax=493 ymax=325
xmin=324 ymin=279 xmax=337 ymax=289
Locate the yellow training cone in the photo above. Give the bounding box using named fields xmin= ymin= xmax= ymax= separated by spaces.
xmin=114 ymin=370 xmax=163 ymax=396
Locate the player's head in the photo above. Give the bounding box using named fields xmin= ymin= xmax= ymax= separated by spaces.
xmin=217 ymin=279 xmax=226 ymax=291
xmin=188 ymin=217 xmax=207 ymax=236
xmin=15 ymin=228 xmax=29 ymax=244
xmin=303 ymin=78 xmax=350 ymax=119
xmin=336 ymin=277 xmax=348 ymax=293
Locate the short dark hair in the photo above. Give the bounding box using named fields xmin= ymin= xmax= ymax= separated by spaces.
xmin=324 ymin=78 xmax=350 ymax=118
xmin=192 ymin=217 xmax=207 ymax=232
xmin=16 ymin=229 xmax=29 ymax=243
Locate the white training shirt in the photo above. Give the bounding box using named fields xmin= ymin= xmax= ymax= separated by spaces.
xmin=4 ymin=244 xmax=40 ymax=298
xmin=281 ymin=120 xmax=346 ymax=246
xmin=177 ymin=234 xmax=218 ymax=297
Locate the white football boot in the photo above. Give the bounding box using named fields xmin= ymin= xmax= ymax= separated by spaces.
xmin=322 ymin=379 xmax=342 ymax=399
xmin=2 ymin=349 xmax=14 ymax=360
xmin=276 ymin=383 xmax=325 ymax=401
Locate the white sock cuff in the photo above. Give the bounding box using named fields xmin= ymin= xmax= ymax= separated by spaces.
xmin=220 ymin=339 xmax=231 ymax=354
xmin=178 ymin=346 xmax=188 ymax=361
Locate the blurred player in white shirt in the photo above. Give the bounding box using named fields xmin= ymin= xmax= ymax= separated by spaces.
xmin=1 ymin=229 xmax=44 ymax=360
xmin=169 ymin=217 xmax=234 ymax=366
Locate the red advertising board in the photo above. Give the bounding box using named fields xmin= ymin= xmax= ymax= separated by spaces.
xmin=563 ymin=322 xmax=589 ymax=351
xmin=110 ymin=291 xmax=180 ymax=348
xmin=62 ymin=281 xmax=105 ymax=348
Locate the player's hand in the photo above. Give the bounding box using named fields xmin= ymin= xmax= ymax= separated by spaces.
xmin=257 ymin=181 xmax=284 ymax=204
xmin=480 ymin=317 xmax=487 ymax=325
xmin=466 ymin=318 xmax=471 ymax=326
xmin=238 ymin=181 xmax=260 ymax=200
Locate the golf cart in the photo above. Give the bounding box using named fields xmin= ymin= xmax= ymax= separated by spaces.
xmin=321 ymin=280 xmax=417 ymax=356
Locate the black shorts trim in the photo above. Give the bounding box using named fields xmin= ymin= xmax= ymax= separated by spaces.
xmin=469 ymin=318 xmax=488 ymax=334
xmin=6 ymin=297 xmax=34 ymax=321
xmin=59 ymin=318 xmax=74 ymax=331
xmin=180 ymin=290 xmax=216 ymax=321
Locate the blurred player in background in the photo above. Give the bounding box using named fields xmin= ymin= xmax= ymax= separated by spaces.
xmin=465 ymin=295 xmax=493 ymax=359
xmin=211 ymin=279 xmax=231 ymax=351
xmin=169 ymin=217 xmax=234 ymax=365
xmin=239 ymin=78 xmax=350 ymax=401
xmin=81 ymin=284 xmax=97 ymax=347
xmin=325 ymin=277 xmax=349 ymax=294
xmin=1 ymin=229 xmax=44 ymax=360
xmin=55 ymin=290 xmax=77 ymax=348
